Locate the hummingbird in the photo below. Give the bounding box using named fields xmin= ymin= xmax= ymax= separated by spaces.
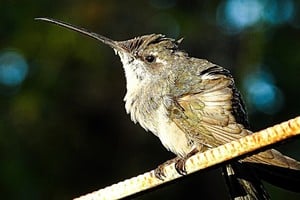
xmin=36 ymin=18 xmax=300 ymax=200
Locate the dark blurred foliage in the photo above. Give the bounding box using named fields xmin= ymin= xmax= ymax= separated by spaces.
xmin=1 ymin=0 xmax=300 ymax=199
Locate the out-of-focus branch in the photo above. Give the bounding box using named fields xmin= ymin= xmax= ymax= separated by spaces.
xmin=74 ymin=116 xmax=300 ymax=200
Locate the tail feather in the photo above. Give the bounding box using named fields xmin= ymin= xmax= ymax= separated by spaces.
xmin=245 ymin=162 xmax=300 ymax=193
xmin=223 ymin=163 xmax=270 ymax=200
xmin=223 ymin=151 xmax=300 ymax=199
xmin=243 ymin=149 xmax=300 ymax=170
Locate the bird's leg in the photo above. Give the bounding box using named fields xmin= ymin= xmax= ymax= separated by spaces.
xmin=154 ymin=157 xmax=182 ymax=180
xmin=175 ymin=148 xmax=199 ymax=175
xmin=154 ymin=148 xmax=199 ymax=180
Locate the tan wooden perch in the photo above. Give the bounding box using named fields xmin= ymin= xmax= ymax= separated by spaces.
xmin=74 ymin=116 xmax=300 ymax=200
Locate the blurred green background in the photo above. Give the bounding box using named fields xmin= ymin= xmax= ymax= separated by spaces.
xmin=1 ymin=0 xmax=300 ymax=199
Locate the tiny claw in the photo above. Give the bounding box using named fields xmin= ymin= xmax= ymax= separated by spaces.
xmin=175 ymin=158 xmax=187 ymax=175
xmin=175 ymin=148 xmax=199 ymax=176
xmin=154 ymin=149 xmax=199 ymax=180
xmin=154 ymin=157 xmax=181 ymax=180
xmin=154 ymin=164 xmax=166 ymax=181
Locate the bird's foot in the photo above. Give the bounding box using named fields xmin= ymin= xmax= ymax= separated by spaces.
xmin=154 ymin=149 xmax=199 ymax=180
xmin=175 ymin=148 xmax=199 ymax=175
xmin=154 ymin=157 xmax=180 ymax=180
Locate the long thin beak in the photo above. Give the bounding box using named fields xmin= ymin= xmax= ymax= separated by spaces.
xmin=35 ymin=17 xmax=124 ymax=52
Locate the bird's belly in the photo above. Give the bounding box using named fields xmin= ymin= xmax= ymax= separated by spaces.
xmin=156 ymin=106 xmax=192 ymax=157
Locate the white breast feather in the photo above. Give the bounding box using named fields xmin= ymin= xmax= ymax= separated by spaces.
xmin=155 ymin=105 xmax=192 ymax=157
xmin=119 ymin=51 xmax=192 ymax=157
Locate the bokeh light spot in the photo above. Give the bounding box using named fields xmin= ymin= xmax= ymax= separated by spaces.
xmin=216 ymin=0 xmax=296 ymax=34
xmin=217 ymin=0 xmax=263 ymax=34
xmin=0 ymin=51 xmax=28 ymax=87
xmin=263 ymin=0 xmax=295 ymax=25
xmin=243 ymin=68 xmax=284 ymax=114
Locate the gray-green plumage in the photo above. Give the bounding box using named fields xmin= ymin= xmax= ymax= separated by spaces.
xmin=36 ymin=18 xmax=300 ymax=200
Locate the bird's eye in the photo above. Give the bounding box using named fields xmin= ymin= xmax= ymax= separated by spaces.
xmin=145 ymin=55 xmax=155 ymax=63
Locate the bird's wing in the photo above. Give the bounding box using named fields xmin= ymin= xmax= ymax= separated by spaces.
xmin=169 ymin=65 xmax=250 ymax=148
xmin=168 ymin=64 xmax=300 ymax=170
